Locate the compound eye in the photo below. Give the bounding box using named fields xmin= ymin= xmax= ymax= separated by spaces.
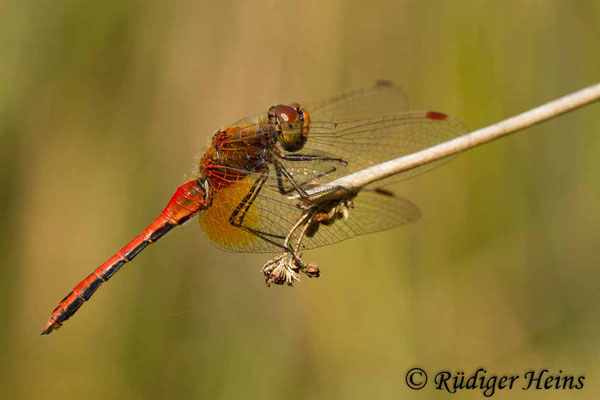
xmin=271 ymin=105 xmax=299 ymax=127
xmin=268 ymin=104 xmax=309 ymax=151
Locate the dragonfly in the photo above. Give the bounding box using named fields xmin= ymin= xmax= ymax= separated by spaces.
xmin=41 ymin=81 xmax=467 ymax=335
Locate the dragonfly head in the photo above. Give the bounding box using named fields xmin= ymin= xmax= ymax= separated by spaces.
xmin=268 ymin=103 xmax=310 ymax=152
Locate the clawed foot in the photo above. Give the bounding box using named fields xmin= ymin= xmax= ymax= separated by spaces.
xmin=261 ymin=253 xmax=320 ymax=286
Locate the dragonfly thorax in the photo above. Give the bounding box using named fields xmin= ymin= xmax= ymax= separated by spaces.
xmin=268 ymin=103 xmax=310 ymax=152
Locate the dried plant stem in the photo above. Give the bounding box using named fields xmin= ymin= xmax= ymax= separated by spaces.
xmin=304 ymin=82 xmax=600 ymax=200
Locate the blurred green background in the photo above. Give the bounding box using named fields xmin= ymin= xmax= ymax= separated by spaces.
xmin=2 ymin=1 xmax=600 ymax=399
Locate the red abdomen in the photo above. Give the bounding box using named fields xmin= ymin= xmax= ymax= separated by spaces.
xmin=41 ymin=179 xmax=207 ymax=335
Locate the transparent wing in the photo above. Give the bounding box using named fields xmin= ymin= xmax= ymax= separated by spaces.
xmin=207 ymin=111 xmax=467 ymax=193
xmin=199 ymin=182 xmax=420 ymax=253
xmin=231 ymin=82 xmax=406 ymax=126
xmin=296 ymin=189 xmax=421 ymax=251
xmin=283 ymin=111 xmax=467 ymax=188
xmin=307 ymin=80 xmax=408 ymax=121
xmin=199 ymin=83 xmax=466 ymax=253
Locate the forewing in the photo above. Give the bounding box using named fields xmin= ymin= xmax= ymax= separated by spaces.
xmin=276 ymin=111 xmax=468 ymax=191
xmin=307 ymin=81 xmax=408 ymax=121
xmin=209 ymin=111 xmax=467 ymax=195
xmin=233 ymin=82 xmax=407 ymax=126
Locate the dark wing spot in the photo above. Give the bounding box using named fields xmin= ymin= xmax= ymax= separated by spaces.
xmin=373 ymin=188 xmax=395 ymax=197
xmin=375 ymin=79 xmax=394 ymax=88
xmin=426 ymin=111 xmax=448 ymax=120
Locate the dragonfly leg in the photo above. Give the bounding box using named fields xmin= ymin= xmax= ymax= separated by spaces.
xmin=273 ymin=162 xmax=309 ymax=197
xmin=276 ymin=152 xmax=349 ymax=165
xmin=262 ymin=207 xmax=321 ymax=282
xmin=228 ymin=172 xmax=268 ymax=227
xmin=225 ymin=172 xmax=316 ymax=284
xmin=290 ymin=208 xmax=320 ymax=278
xmin=227 ymin=172 xmax=294 ymax=246
xmin=223 ymin=167 xmax=322 ymax=285
xmin=271 ymin=147 xmax=347 ymax=196
xmin=274 ymin=163 xmax=340 ymax=196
